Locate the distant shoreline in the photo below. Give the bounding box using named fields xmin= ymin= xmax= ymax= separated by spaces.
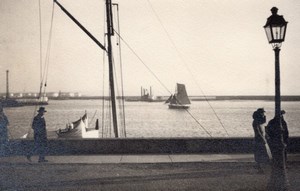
xmin=36 ymin=95 xmax=300 ymax=101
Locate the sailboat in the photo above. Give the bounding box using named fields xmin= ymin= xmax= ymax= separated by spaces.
xmin=165 ymin=83 xmax=191 ymax=109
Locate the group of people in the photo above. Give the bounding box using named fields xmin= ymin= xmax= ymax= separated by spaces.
xmin=1 ymin=104 xmax=291 ymax=166
xmin=252 ymin=108 xmax=289 ymax=173
xmin=0 ymin=104 xmax=48 ymax=162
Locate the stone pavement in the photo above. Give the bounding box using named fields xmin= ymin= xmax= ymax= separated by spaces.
xmin=0 ymin=153 xmax=257 ymax=164
xmin=0 ymin=154 xmax=300 ymax=190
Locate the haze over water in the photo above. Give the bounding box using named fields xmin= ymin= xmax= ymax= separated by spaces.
xmin=5 ymin=100 xmax=300 ymax=139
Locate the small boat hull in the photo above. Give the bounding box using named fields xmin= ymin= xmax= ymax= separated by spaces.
xmin=168 ymin=104 xmax=190 ymax=109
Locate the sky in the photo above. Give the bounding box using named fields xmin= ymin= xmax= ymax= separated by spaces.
xmin=1 ymin=0 xmax=300 ymax=96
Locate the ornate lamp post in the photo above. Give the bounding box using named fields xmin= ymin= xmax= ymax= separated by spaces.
xmin=263 ymin=7 xmax=289 ymax=190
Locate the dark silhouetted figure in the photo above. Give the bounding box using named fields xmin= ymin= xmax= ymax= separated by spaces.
xmin=0 ymin=104 xmax=9 ymax=156
xmin=27 ymin=107 xmax=48 ymax=162
xmin=95 ymin=119 xmax=99 ymax=130
xmin=252 ymin=108 xmax=271 ymax=173
xmin=266 ymin=110 xmax=289 ymax=163
xmin=281 ymin=110 xmax=289 ymax=162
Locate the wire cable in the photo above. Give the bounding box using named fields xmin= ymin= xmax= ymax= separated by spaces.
xmin=146 ymin=0 xmax=229 ymax=136
xmin=42 ymin=2 xmax=55 ymax=96
xmin=114 ymin=4 xmax=127 ymax=137
xmin=114 ymin=30 xmax=212 ymax=137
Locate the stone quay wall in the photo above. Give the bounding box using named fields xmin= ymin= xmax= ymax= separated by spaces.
xmin=6 ymin=137 xmax=300 ymax=155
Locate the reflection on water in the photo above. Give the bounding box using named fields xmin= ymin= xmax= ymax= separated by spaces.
xmin=5 ymin=100 xmax=300 ymax=139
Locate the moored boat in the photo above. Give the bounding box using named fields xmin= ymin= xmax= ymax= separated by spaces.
xmin=56 ymin=112 xmax=99 ymax=138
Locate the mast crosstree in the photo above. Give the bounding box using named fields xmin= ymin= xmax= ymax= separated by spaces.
xmin=54 ymin=0 xmax=119 ymax=138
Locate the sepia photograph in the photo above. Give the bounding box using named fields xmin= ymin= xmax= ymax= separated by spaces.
xmin=1 ymin=0 xmax=300 ymax=190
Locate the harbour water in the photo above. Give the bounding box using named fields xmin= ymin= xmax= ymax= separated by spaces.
xmin=5 ymin=99 xmax=300 ymax=139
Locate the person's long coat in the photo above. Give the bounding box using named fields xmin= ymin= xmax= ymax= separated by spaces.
xmin=265 ymin=117 xmax=287 ymax=159
xmin=252 ymin=112 xmax=270 ymax=163
xmin=32 ymin=114 xmax=47 ymax=152
xmin=0 ymin=113 xmax=9 ymax=143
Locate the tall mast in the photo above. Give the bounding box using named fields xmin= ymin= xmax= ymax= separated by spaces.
xmin=106 ymin=0 xmax=118 ymax=138
xmin=53 ymin=0 xmax=118 ymax=137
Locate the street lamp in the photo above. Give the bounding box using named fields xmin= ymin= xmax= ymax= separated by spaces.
xmin=264 ymin=7 xmax=288 ymax=190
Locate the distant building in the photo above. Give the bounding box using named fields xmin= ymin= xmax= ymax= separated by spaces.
xmin=46 ymin=92 xmax=59 ymax=98
xmin=15 ymin=93 xmax=23 ymax=98
xmin=0 ymin=91 xmax=82 ymax=99
xmin=74 ymin=92 xmax=82 ymax=97
xmin=23 ymin=92 xmax=38 ymax=98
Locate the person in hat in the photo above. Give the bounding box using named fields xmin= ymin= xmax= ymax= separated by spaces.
xmin=252 ymin=108 xmax=270 ymax=173
xmin=265 ymin=110 xmax=289 ymax=163
xmin=0 ymin=103 xmax=10 ymax=156
xmin=27 ymin=106 xmax=48 ymax=162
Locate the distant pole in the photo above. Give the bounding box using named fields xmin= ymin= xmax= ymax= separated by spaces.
xmin=106 ymin=0 xmax=118 ymax=138
xmin=6 ymin=70 xmax=9 ymax=99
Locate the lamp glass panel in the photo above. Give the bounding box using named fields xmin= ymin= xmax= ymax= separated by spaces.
xmin=271 ymin=26 xmax=284 ymax=41
xmin=280 ymin=25 xmax=286 ymax=39
xmin=264 ymin=26 xmax=272 ymax=42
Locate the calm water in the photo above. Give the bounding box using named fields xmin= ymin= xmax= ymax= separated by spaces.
xmin=4 ymin=100 xmax=300 ymax=139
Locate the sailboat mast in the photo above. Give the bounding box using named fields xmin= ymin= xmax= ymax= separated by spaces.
xmin=53 ymin=0 xmax=118 ymax=137
xmin=106 ymin=0 xmax=118 ymax=138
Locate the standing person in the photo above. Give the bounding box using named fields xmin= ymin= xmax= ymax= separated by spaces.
xmin=265 ymin=110 xmax=289 ymax=163
xmin=0 ymin=104 xmax=9 ymax=156
xmin=281 ymin=110 xmax=289 ymax=162
xmin=27 ymin=107 xmax=48 ymax=162
xmin=252 ymin=108 xmax=271 ymax=173
xmin=266 ymin=110 xmax=289 ymax=162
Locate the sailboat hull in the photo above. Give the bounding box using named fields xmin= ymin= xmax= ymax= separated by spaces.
xmin=168 ymin=104 xmax=190 ymax=109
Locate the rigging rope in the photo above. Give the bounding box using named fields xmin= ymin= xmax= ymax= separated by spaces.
xmin=108 ymin=90 xmax=112 ymax=137
xmin=37 ymin=0 xmax=43 ymax=102
xmin=42 ymin=2 xmax=55 ymax=96
xmin=101 ymin=6 xmax=108 ymax=138
xmin=146 ymin=0 xmax=229 ymax=136
xmin=112 ymin=51 xmax=126 ymax=138
xmin=27 ymin=1 xmax=55 ymax=137
xmin=100 ymin=4 xmax=127 ymax=138
xmin=114 ymin=30 xmax=212 ymax=137
xmin=39 ymin=0 xmax=43 ymax=86
xmin=109 ymin=5 xmax=127 ymax=138
xmin=114 ymin=4 xmax=127 ymax=137
xmin=114 ymin=30 xmax=172 ymax=95
xmin=28 ymin=0 xmax=45 ymax=136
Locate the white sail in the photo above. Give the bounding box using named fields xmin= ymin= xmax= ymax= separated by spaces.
xmin=167 ymin=83 xmax=191 ymax=109
xmin=175 ymin=83 xmax=191 ymax=105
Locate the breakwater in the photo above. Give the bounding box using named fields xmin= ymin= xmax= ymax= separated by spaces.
xmin=52 ymin=95 xmax=300 ymax=101
xmin=7 ymin=137 xmax=300 ymax=155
